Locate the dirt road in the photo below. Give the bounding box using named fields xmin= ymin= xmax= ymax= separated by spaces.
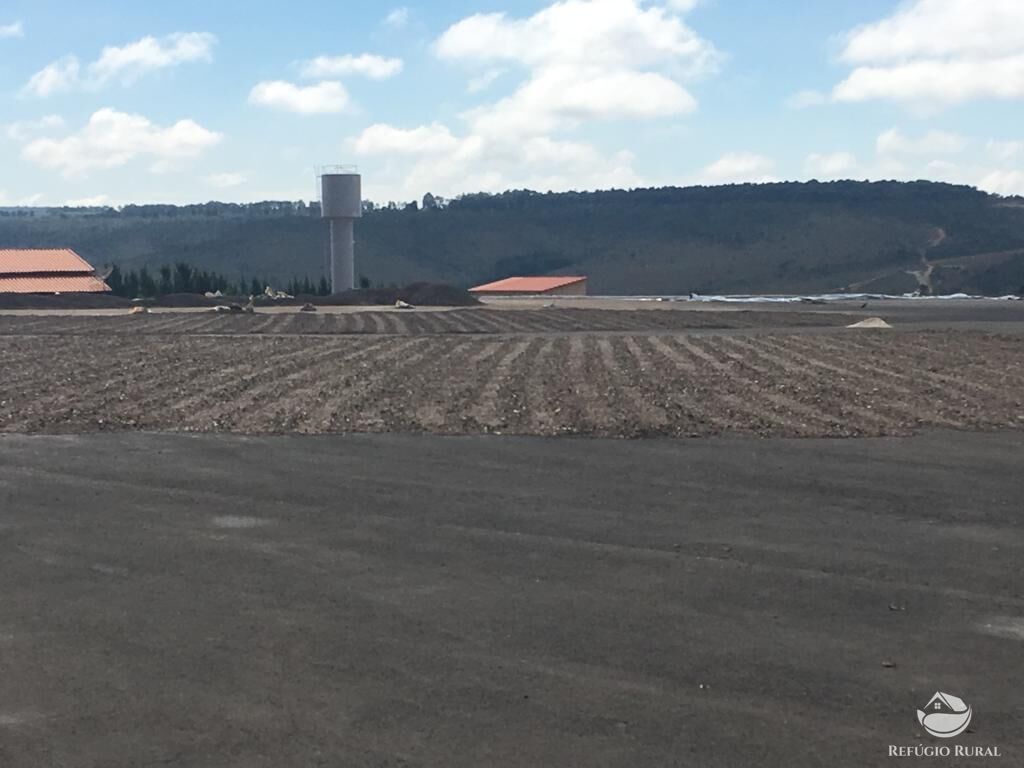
xmin=1 ymin=431 xmax=1021 ymax=767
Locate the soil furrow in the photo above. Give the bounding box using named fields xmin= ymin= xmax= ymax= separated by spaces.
xmin=464 ymin=339 xmax=533 ymax=430
xmin=633 ymin=336 xmax=737 ymax=435
xmin=666 ymin=336 xmax=815 ymax=435
xmin=106 ymin=337 xmax=314 ymax=426
xmin=318 ymin=338 xmax=440 ymax=432
xmin=758 ymin=336 xmax=965 ymax=429
xmin=2 ymin=325 xmax=1023 ymax=438
xmin=164 ymin=338 xmax=373 ymax=430
xmin=687 ymin=336 xmax=877 ymax=435
xmin=403 ymin=338 xmax=488 ymax=430
xmin=562 ymin=335 xmax=612 ymax=433
xmin=464 ymin=310 xmax=508 ymax=334
xmin=720 ymin=336 xmax=902 ymax=433
xmin=785 ymin=333 xmax=987 ymax=411
xmin=597 ymin=337 xmax=672 ymax=434
xmin=233 ymin=338 xmax=427 ymax=432
xmin=365 ymin=313 xmax=388 ymax=334
xmin=291 ymin=337 xmax=437 ymax=432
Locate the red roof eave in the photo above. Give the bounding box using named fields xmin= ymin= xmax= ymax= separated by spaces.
xmin=0 ymin=275 xmax=112 ymax=294
xmin=470 ymin=275 xmax=587 ymax=293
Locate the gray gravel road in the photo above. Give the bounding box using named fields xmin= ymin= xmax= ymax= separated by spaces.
xmin=1 ymin=432 xmax=1022 ymax=766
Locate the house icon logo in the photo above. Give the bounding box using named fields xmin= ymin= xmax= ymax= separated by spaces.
xmin=917 ymin=692 xmax=972 ymax=738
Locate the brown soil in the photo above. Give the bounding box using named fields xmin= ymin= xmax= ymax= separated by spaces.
xmin=0 ymin=283 xmax=478 ymax=310
xmin=0 ymin=307 xmax=851 ymax=335
xmin=2 ymin=321 xmax=1022 ymax=437
xmin=0 ymin=293 xmax=133 ymax=310
xmin=315 ymin=282 xmax=480 ymax=306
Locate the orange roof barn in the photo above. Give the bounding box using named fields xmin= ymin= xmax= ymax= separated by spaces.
xmin=0 ymin=249 xmax=111 ymax=294
xmin=469 ymin=276 xmax=588 ymax=296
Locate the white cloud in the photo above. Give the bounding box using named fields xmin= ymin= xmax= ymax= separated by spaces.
xmin=89 ymin=32 xmax=216 ymax=86
xmin=987 ymin=139 xmax=1024 ymax=161
xmin=833 ymin=58 xmax=1024 ymax=106
xmin=466 ymin=67 xmax=695 ymax=139
xmin=434 ymin=0 xmax=714 ymax=72
xmin=977 ymin=169 xmax=1024 ymax=196
xmin=249 ymin=80 xmax=349 ymax=115
xmin=22 ymin=57 xmax=80 ymax=97
xmin=805 ymin=152 xmax=857 ymax=178
xmin=300 ymin=54 xmax=403 ymax=80
xmin=0 ymin=190 xmax=43 ymax=206
xmin=352 ymin=124 xmax=642 ymax=200
xmin=20 ymin=108 xmax=222 ymax=176
xmin=206 ymin=172 xmax=247 ymax=189
xmin=353 ymin=123 xmax=463 ymax=155
xmin=347 ymin=1 xmax=719 ymax=201
xmin=926 ymin=159 xmax=959 ymax=176
xmin=0 ymin=21 xmax=24 ymax=38
xmin=877 ymin=128 xmax=968 ymax=156
xmin=435 ymin=0 xmax=718 ymax=139
xmin=830 ymin=0 xmax=1024 ymax=107
xmin=698 ymin=152 xmax=776 ymax=184
xmin=3 ymin=115 xmax=64 ymax=141
xmin=787 ymin=89 xmax=827 ymax=109
xmin=467 ymin=68 xmax=505 ymax=93
xmin=22 ymin=32 xmax=215 ymax=97
xmin=384 ymin=8 xmax=410 ymax=29
xmin=841 ymin=0 xmax=1024 ymax=63
xmin=64 ymin=195 xmax=112 ymax=207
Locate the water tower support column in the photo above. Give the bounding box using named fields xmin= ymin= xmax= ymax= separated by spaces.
xmin=329 ymin=217 xmax=355 ymax=294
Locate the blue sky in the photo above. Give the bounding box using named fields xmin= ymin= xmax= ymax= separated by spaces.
xmin=1 ymin=0 xmax=1023 ymax=206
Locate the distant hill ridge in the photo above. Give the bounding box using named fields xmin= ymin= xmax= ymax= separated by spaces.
xmin=2 ymin=181 xmax=1023 ymax=295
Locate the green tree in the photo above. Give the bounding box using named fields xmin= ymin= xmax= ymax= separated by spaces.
xmin=174 ymin=262 xmax=194 ymax=293
xmin=123 ymin=270 xmax=140 ymax=299
xmin=138 ymin=267 xmax=158 ymax=297
xmin=158 ymin=265 xmax=173 ymax=294
xmin=107 ymin=265 xmax=124 ymax=296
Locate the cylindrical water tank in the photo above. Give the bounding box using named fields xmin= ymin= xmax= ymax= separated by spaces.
xmin=321 ymin=174 xmax=362 ymax=219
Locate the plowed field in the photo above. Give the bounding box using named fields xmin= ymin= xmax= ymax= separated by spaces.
xmin=2 ymin=328 xmax=1022 ymax=437
xmin=0 ymin=307 xmax=849 ymax=335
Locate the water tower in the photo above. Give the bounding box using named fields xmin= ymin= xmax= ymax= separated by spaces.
xmin=318 ymin=166 xmax=362 ymax=293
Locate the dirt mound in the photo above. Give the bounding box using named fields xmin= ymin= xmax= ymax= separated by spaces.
xmin=316 ymin=283 xmax=479 ymax=307
xmin=151 ymin=293 xmax=225 ymax=308
xmin=0 ymin=293 xmax=132 ymax=310
xmin=404 ymin=283 xmax=480 ymax=306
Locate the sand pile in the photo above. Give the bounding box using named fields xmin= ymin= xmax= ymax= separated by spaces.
xmin=847 ymin=317 xmax=893 ymax=329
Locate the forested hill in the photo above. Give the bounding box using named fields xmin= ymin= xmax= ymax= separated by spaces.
xmin=3 ymin=180 xmax=1024 ymax=295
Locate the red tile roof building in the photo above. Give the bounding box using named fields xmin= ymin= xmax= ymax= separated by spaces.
xmin=469 ymin=276 xmax=588 ymax=296
xmin=0 ymin=249 xmax=111 ymax=294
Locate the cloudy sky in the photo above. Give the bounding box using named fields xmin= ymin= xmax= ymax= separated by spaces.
xmin=1 ymin=0 xmax=1023 ymax=206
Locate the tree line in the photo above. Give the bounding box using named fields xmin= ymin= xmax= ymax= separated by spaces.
xmin=105 ymin=262 xmax=336 ymax=298
xmin=5 ymin=181 xmax=1024 ymax=295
